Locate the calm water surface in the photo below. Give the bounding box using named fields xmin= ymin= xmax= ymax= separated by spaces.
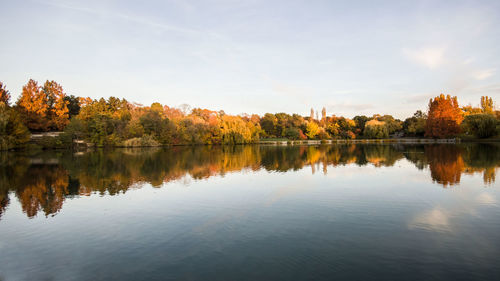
xmin=1 ymin=144 xmax=499 ymax=281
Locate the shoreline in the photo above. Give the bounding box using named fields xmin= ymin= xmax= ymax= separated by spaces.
xmin=258 ymin=138 xmax=460 ymax=145
xmin=1 ymin=137 xmax=499 ymax=152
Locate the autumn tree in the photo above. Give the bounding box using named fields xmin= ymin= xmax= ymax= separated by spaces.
xmin=16 ymin=79 xmax=50 ymax=131
xmin=425 ymin=94 xmax=463 ymax=138
xmin=220 ymin=115 xmax=253 ymax=144
xmin=461 ymin=105 xmax=482 ymax=116
xmin=326 ymin=116 xmax=355 ymax=139
xmin=306 ymin=121 xmax=319 ymax=139
xmin=481 ymin=96 xmax=494 ymax=114
xmin=43 ymin=80 xmax=69 ymax=130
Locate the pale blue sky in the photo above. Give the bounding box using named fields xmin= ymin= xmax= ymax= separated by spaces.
xmin=1 ymin=0 xmax=499 ymax=118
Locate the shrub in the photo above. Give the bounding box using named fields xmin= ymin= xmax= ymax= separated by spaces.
xmin=283 ymin=127 xmax=301 ymax=140
xmin=123 ymin=135 xmax=160 ymax=147
xmin=34 ymin=136 xmax=67 ymax=149
xmin=0 ymin=103 xmax=30 ymax=150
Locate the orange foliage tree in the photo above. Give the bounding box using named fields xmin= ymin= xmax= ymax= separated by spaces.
xmin=16 ymin=79 xmax=50 ymax=131
xmin=425 ymin=94 xmax=463 ymax=138
xmin=16 ymin=79 xmax=70 ymax=131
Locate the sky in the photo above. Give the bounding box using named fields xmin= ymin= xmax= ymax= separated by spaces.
xmin=0 ymin=0 xmax=499 ymax=119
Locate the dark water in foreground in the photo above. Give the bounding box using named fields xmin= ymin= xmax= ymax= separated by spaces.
xmin=1 ymin=144 xmax=500 ymax=281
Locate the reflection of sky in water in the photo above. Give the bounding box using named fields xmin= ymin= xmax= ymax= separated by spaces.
xmin=0 ymin=144 xmax=499 ymax=280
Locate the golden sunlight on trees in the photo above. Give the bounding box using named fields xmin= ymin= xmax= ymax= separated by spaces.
xmin=480 ymin=96 xmax=494 ymax=114
xmin=15 ymin=79 xmax=70 ymax=131
xmin=306 ymin=121 xmax=320 ymax=139
xmin=364 ymin=119 xmax=389 ymax=139
xmin=425 ymin=94 xmax=463 ymax=138
xmin=43 ymin=80 xmax=70 ymax=130
xmin=16 ymin=79 xmax=49 ymax=131
xmin=220 ymin=115 xmax=257 ymax=144
xmin=2 ymin=78 xmax=498 ymax=151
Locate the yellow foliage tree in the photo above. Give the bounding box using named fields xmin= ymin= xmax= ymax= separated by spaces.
xmin=480 ymin=96 xmax=494 ymax=114
xmin=306 ymin=121 xmax=319 ymax=139
xmin=43 ymin=80 xmax=69 ymax=130
xmin=220 ymin=115 xmax=253 ymax=144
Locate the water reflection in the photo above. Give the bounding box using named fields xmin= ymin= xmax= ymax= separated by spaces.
xmin=1 ymin=143 xmax=499 ymax=219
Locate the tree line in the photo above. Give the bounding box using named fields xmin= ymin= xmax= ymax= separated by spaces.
xmin=1 ymin=79 xmax=499 ymax=149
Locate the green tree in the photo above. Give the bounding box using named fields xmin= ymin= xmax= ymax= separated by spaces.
xmin=377 ymin=115 xmax=402 ymax=135
xmin=64 ymin=95 xmax=81 ymax=119
xmin=364 ymin=119 xmax=389 ymax=139
xmin=0 ymin=103 xmax=30 ymax=150
xmin=260 ymin=113 xmax=277 ymax=137
xmin=284 ymin=127 xmax=301 ymax=140
xmin=353 ymin=115 xmax=369 ymax=135
xmin=462 ymin=114 xmax=498 ymax=138
xmin=403 ymin=111 xmax=427 ymax=137
xmin=275 ymin=112 xmax=291 ymax=137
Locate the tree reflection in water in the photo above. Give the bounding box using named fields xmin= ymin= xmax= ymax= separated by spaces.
xmin=0 ymin=143 xmax=499 ymax=219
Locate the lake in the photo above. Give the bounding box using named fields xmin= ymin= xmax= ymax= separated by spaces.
xmin=1 ymin=143 xmax=499 ymax=281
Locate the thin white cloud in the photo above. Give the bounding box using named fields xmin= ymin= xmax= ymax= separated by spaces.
xmin=36 ymin=0 xmax=206 ymax=36
xmin=403 ymin=46 xmax=447 ymax=69
xmin=473 ymin=69 xmax=495 ymax=80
